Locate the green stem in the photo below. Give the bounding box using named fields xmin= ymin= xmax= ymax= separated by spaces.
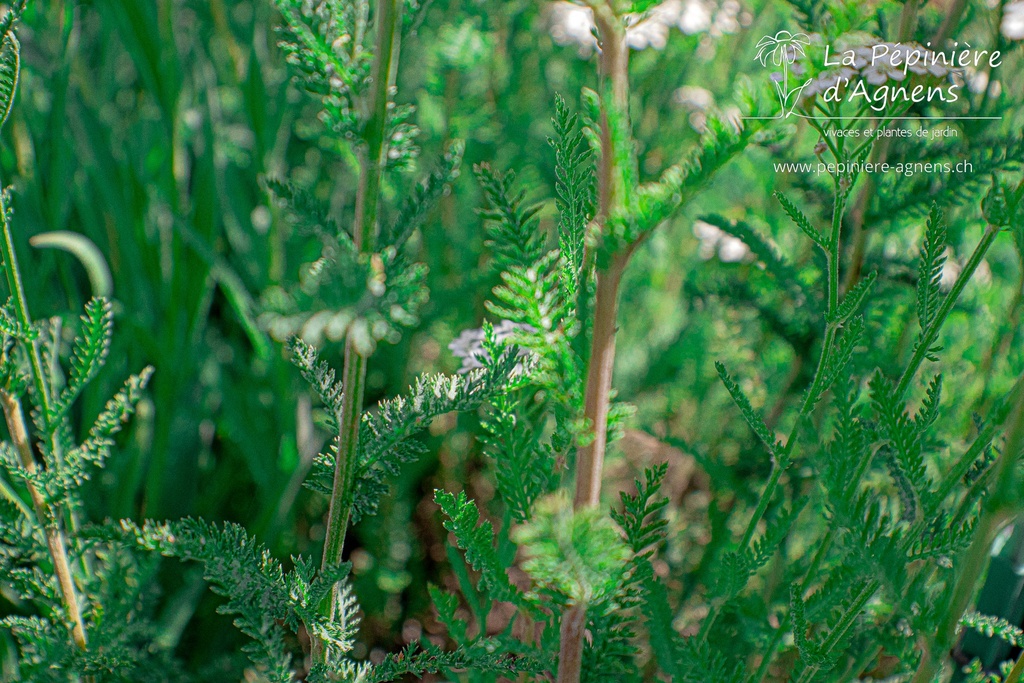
xmin=313 ymin=0 xmax=402 ymax=665
xmin=0 ymin=190 xmax=88 ymax=653
xmin=705 ymin=184 xmax=847 ymax=647
xmin=894 ymin=223 xmax=1001 ymax=403
xmin=0 ymin=192 xmax=54 ymax=429
xmin=735 ymin=187 xmax=846 ymax=555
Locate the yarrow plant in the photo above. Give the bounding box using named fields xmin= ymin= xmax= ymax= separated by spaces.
xmin=2 ymin=0 xmax=1024 ymax=682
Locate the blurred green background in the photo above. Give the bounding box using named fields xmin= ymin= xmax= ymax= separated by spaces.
xmin=1 ymin=0 xmax=1022 ymax=675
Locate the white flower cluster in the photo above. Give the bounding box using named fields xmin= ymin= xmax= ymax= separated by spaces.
xmin=448 ymin=320 xmax=535 ymax=374
xmin=547 ymin=0 xmax=746 ymax=57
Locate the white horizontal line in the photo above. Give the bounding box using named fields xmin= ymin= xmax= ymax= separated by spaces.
xmin=741 ymin=116 xmax=1003 ymax=120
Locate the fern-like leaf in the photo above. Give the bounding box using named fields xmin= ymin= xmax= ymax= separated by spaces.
xmin=386 ymin=140 xmax=464 ymax=248
xmin=434 ymin=489 xmax=528 ymax=608
xmin=916 ymin=204 xmax=947 ymax=335
xmin=715 ymin=361 xmax=781 ymax=461
xmin=50 ymin=298 xmax=114 ymax=425
xmin=775 ymin=190 xmax=827 ymax=249
xmin=476 ymin=164 xmax=545 ymax=271
xmin=289 ymin=337 xmax=344 ymax=427
xmin=549 ymin=94 xmax=594 ymax=302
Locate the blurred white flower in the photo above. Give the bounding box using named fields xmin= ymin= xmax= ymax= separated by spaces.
xmin=548 ymin=2 xmax=598 ymax=56
xmin=1003 ymin=2 xmax=1024 ymax=40
xmin=966 ymin=67 xmax=989 ymax=94
xmin=547 ymin=0 xmax=734 ymax=56
xmin=693 ymin=220 xmax=750 ymax=262
xmin=673 ymin=85 xmax=714 ymax=110
xmin=678 ymin=0 xmax=713 ymax=33
xmin=625 ymin=12 xmax=672 ymax=50
xmin=712 ymin=0 xmax=742 ymax=35
xmin=448 ymin=320 xmax=535 ymax=374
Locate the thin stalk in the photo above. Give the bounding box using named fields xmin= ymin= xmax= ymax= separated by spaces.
xmin=933 ymin=0 xmax=968 ymax=46
xmin=794 ymin=580 xmax=880 ymax=683
xmin=702 ymin=187 xmax=847 ymax=647
xmin=911 ymin=380 xmax=1024 ymax=683
xmin=0 ymin=185 xmax=88 ymax=653
xmin=0 ymin=194 xmax=54 ymax=434
xmin=558 ymin=5 xmax=627 ymax=682
xmin=573 ymin=255 xmax=625 ymax=508
xmin=933 ymin=373 xmax=1024 ymax=507
xmin=313 ymin=0 xmax=401 ymax=665
xmin=752 ymin=531 xmax=837 ymax=683
xmin=737 ymin=188 xmax=846 ymax=555
xmin=1 ymin=389 xmax=87 ymax=652
xmin=894 ymin=223 xmax=1001 ymax=403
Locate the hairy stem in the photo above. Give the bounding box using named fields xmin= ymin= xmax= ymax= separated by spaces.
xmin=559 ymin=5 xmax=627 ymax=682
xmin=573 ymin=255 xmax=625 ymax=508
xmin=314 ymin=0 xmax=401 ymax=665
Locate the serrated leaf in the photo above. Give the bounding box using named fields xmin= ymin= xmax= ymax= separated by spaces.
xmin=51 ymin=298 xmax=114 ymax=425
xmin=775 ymin=191 xmax=826 ymax=248
xmin=0 ymin=32 xmax=18 ymax=132
xmin=435 ymin=489 xmax=528 ymax=608
xmin=917 ymin=204 xmax=947 ymax=332
xmin=715 ymin=361 xmax=781 ymax=461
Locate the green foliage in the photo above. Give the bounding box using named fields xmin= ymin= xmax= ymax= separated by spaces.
xmin=4 ymin=0 xmax=1024 ymax=680
xmin=612 ymin=462 xmax=669 ymax=556
xmin=476 ymin=163 xmax=545 ymax=272
xmin=0 ymin=4 xmax=20 ymax=133
xmin=51 ymin=298 xmax=113 ymax=424
xmin=304 ymin=337 xmax=522 ymax=521
xmin=435 ymin=488 xmax=528 ymax=608
xmin=776 ymin=190 xmax=827 ymax=249
xmin=549 ymin=93 xmax=594 ymax=303
xmin=917 ymin=204 xmax=948 ymax=334
xmin=122 ymin=518 xmax=365 ymax=682
xmin=715 ymin=360 xmax=782 ymax=460
xmin=273 ymin=0 xmax=371 ymax=140
xmin=513 ymin=493 xmax=631 ymax=604
xmin=961 ymin=611 xmax=1024 ymax=648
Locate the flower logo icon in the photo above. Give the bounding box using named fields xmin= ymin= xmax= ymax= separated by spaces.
xmin=755 ymin=30 xmax=812 ymax=117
